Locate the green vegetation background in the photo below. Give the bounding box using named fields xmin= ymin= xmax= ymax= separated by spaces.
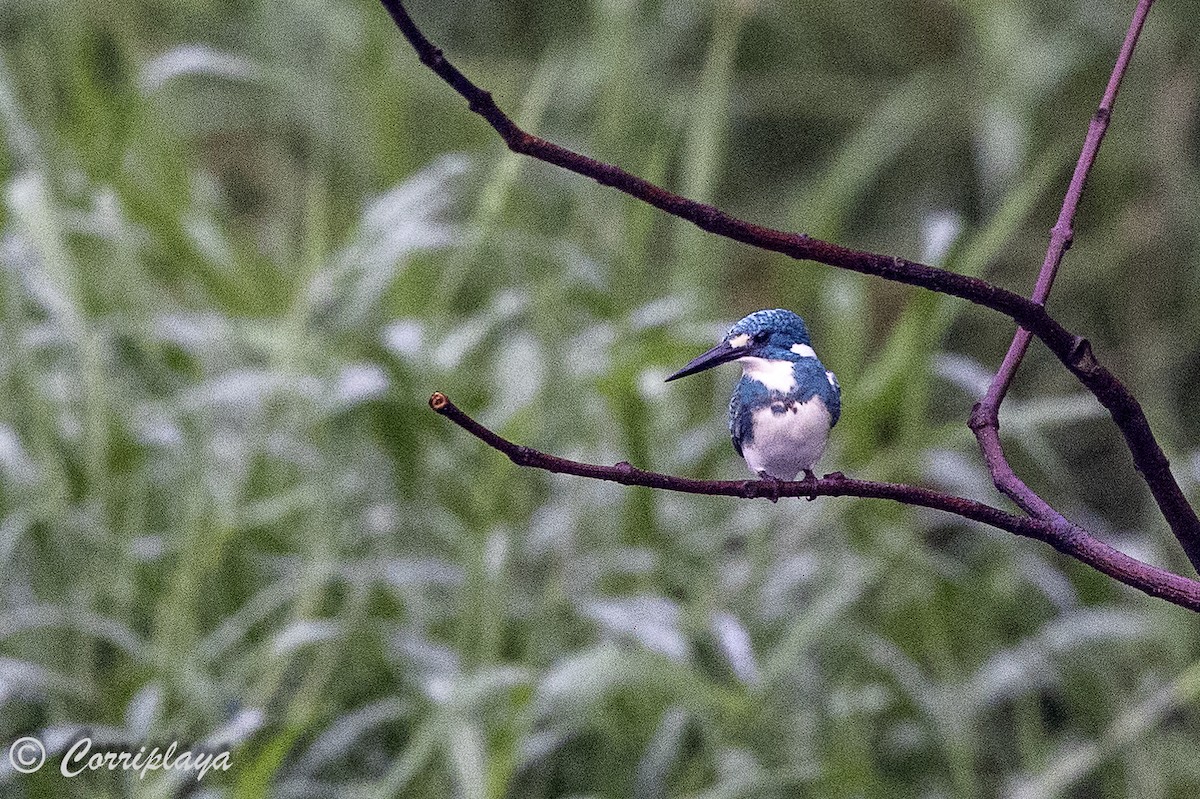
xmin=2 ymin=0 xmax=1199 ymax=796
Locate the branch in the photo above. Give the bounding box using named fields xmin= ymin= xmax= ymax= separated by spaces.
xmin=429 ymin=393 xmax=1200 ymax=613
xmin=380 ymin=2 xmax=1064 ymax=334
xmin=379 ymin=0 xmax=1200 ymax=572
xmin=973 ymin=0 xmax=1154 ymax=523
xmin=967 ymin=0 xmax=1200 ymax=571
xmin=990 ymin=0 xmax=1155 ymax=402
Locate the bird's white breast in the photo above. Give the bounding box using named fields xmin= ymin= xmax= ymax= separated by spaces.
xmin=741 ymin=397 xmax=831 ymax=480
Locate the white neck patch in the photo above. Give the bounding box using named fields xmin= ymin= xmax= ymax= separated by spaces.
xmin=739 ymin=357 xmax=796 ymax=392
xmin=790 ymin=343 xmax=817 ymax=358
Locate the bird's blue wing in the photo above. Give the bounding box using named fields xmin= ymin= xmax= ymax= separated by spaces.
xmin=729 ymin=377 xmax=767 ymax=457
xmin=728 ymin=386 xmax=744 ymax=457
xmin=793 ymin=359 xmax=841 ymax=426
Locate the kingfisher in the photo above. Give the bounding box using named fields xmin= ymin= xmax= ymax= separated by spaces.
xmin=666 ymin=309 xmax=840 ymax=483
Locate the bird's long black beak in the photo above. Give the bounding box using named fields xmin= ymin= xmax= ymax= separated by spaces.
xmin=665 ymin=340 xmax=741 ymax=382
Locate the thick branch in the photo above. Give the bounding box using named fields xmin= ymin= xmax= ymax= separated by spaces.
xmin=968 ymin=0 xmax=1200 ymax=573
xmin=381 ymin=0 xmax=1200 ymax=571
xmin=429 ymin=393 xmax=1200 ymax=613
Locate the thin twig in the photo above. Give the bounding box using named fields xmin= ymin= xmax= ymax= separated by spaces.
xmin=379 ymin=0 xmax=1200 ymax=571
xmin=986 ymin=0 xmax=1155 ymax=408
xmin=429 ymin=393 xmax=1200 ymax=612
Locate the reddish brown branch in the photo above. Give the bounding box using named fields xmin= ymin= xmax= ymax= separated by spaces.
xmin=381 ymin=0 xmax=1200 ymax=572
xmin=429 ymin=393 xmax=1200 ymax=612
xmin=380 ymin=1 xmax=1067 ymax=338
xmin=968 ymin=0 xmax=1200 ymax=573
xmin=986 ymin=0 xmax=1155 ymax=408
xmin=972 ymin=0 xmax=1152 ymax=520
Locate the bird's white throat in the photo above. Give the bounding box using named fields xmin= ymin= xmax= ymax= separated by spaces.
xmin=738 ymin=357 xmax=797 ymax=393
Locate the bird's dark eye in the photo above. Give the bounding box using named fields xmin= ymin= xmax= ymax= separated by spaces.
xmin=753 ymin=331 xmax=769 ymax=343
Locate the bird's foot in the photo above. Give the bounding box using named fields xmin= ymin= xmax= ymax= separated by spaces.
xmin=802 ymin=469 xmax=818 ymax=501
xmin=756 ymin=471 xmax=783 ymax=503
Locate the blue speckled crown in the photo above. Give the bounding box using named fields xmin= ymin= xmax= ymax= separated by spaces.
xmin=727 ymin=309 xmax=811 ymax=346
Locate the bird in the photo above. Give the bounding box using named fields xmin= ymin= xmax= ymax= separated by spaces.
xmin=666 ymin=309 xmax=840 ymax=484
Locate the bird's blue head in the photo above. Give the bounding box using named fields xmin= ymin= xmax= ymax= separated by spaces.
xmin=665 ymin=309 xmax=813 ymax=382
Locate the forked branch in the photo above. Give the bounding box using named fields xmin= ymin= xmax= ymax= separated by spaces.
xmin=966 ymin=1 xmax=1200 ymax=565
xmin=430 ymin=393 xmax=1200 ymax=612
